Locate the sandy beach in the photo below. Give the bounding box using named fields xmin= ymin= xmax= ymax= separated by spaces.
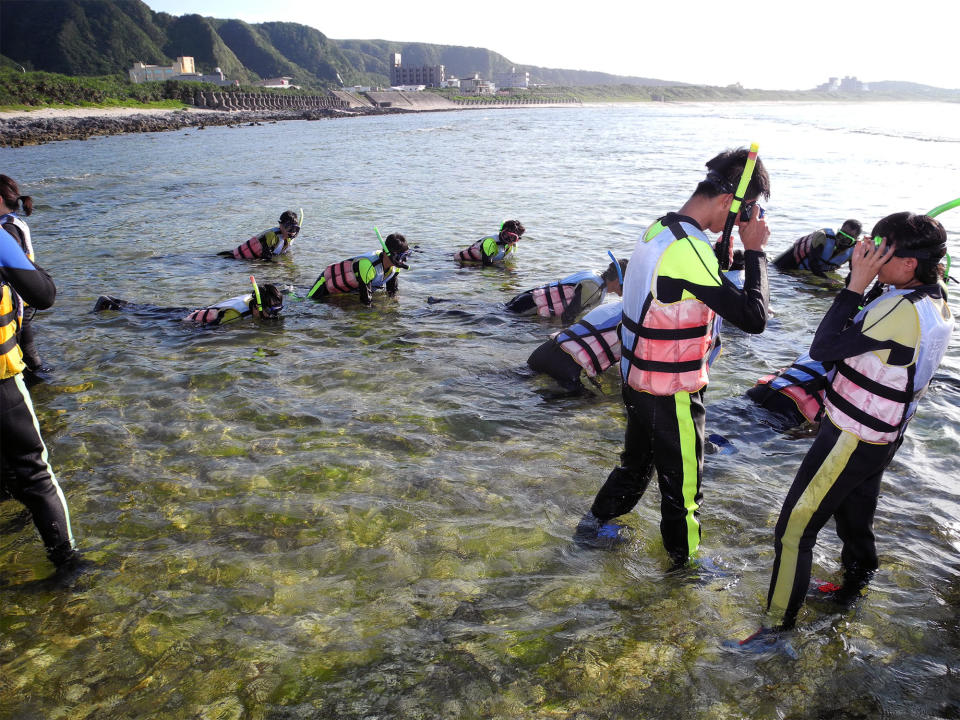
xmin=0 ymin=105 xmax=208 ymax=120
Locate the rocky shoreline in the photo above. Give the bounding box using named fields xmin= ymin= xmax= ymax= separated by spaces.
xmin=0 ymin=106 xmax=401 ymax=148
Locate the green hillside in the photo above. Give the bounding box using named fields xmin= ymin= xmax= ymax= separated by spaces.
xmin=0 ymin=0 xmax=681 ymax=89
xmin=1 ymin=0 xmax=957 ymax=100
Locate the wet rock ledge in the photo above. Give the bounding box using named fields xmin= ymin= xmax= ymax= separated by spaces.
xmin=0 ymin=107 xmax=395 ymax=148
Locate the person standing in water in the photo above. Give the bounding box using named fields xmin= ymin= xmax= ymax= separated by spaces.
xmin=0 ymin=224 xmax=80 ymax=573
xmin=576 ymin=147 xmax=771 ymax=567
xmin=733 ymin=212 xmax=953 ymax=651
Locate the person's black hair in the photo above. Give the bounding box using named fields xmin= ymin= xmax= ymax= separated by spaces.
xmin=0 ymin=174 xmax=33 ymax=216
xmin=839 ymin=219 xmax=862 ymax=238
xmin=693 ymin=148 xmax=770 ymax=203
xmin=601 ymin=258 xmax=628 ymax=283
xmin=501 ymin=219 xmax=525 ymax=237
xmin=385 ymin=232 xmax=408 ymax=257
xmin=251 ymin=283 xmax=284 ymax=316
xmin=279 ymin=210 xmax=298 ymax=226
xmin=871 ymin=211 xmax=947 ymax=285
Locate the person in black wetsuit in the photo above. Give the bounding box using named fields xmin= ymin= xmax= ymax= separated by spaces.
xmin=0 ymin=224 xmax=80 ymax=572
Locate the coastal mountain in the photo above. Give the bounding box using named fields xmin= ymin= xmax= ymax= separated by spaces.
xmin=0 ymin=0 xmax=678 ymax=88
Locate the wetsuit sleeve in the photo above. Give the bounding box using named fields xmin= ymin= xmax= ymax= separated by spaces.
xmin=386 ymin=272 xmax=399 ymax=296
xmin=808 ymin=289 xmax=918 ymax=365
xmin=0 ymin=228 xmax=55 ymax=310
xmin=1 ymin=221 xmax=25 ymax=250
xmin=658 ymin=239 xmax=768 ymax=334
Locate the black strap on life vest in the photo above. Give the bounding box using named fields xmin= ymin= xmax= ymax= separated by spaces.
xmin=330 ymin=260 xmax=357 ymax=292
xmin=832 ymin=362 xmax=913 ymax=404
xmin=557 ymin=319 xmax=617 ymax=372
xmin=0 ymin=333 xmax=17 ymax=355
xmin=824 ymin=383 xmax=902 ymax=435
xmin=543 ymin=280 xmax=572 ymax=315
xmin=621 ymin=311 xmax=710 ymax=341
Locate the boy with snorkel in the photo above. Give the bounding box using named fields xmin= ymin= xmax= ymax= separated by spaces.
xmin=308 ymin=231 xmax=410 ymax=305
xmin=576 ymin=146 xmax=771 ymax=567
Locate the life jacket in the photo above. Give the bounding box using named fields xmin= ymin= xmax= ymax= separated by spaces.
xmin=313 ymin=251 xmax=395 ymax=297
xmin=823 ymin=286 xmax=954 ymax=443
xmin=183 ymin=294 xmax=252 ymax=325
xmin=532 ymin=271 xmax=604 ymax=318
xmin=793 ymin=229 xmax=854 ymax=272
xmin=228 ymin=227 xmax=285 ymax=260
xmin=0 ymin=214 xmax=34 ymax=261
xmin=756 ymin=353 xmax=827 ymax=423
xmin=455 ymin=234 xmax=517 ymax=263
xmin=0 ymin=281 xmax=25 ymax=379
xmin=555 ymin=301 xmax=622 ymax=377
xmin=620 ymin=220 xmax=717 ymax=395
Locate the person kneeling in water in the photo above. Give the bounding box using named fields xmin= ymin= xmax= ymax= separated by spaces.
xmin=454 ymin=220 xmax=525 ymax=266
xmin=507 ymin=259 xmax=627 ymax=323
xmin=307 ymin=233 xmax=409 ymax=305
xmin=527 ymin=300 xmax=623 ymax=391
xmin=218 ymin=210 xmax=301 ymax=260
xmin=93 ymin=282 xmax=283 ymax=326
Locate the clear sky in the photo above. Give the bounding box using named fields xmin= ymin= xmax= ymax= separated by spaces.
xmin=145 ymin=0 xmax=959 ymax=91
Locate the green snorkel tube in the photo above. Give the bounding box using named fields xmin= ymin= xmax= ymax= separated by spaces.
xmin=607 ymin=250 xmax=624 ymax=285
xmin=873 ymin=196 xmax=959 ymax=276
xmin=374 ymin=226 xmax=389 ymax=255
xmin=250 ymin=274 xmax=263 ymax=314
xmin=716 ymin=143 xmax=760 ymax=271
xmin=927 ymin=197 xmax=958 ymax=281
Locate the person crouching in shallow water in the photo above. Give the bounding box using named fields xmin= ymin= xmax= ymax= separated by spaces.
xmin=218 ymin=210 xmax=301 ymax=260
xmin=506 ymin=258 xmax=628 ymax=324
xmin=0 ymin=224 xmax=81 ymax=574
xmin=454 ymin=220 xmax=525 ymax=266
xmin=527 ymin=299 xmax=624 ymax=392
xmin=575 ymin=147 xmax=771 ymax=564
xmin=307 ymin=233 xmax=409 ymax=305
xmin=773 ymin=219 xmax=862 ymax=277
xmin=731 ymin=212 xmax=953 ymax=653
xmin=93 ymin=282 xmax=284 ymax=326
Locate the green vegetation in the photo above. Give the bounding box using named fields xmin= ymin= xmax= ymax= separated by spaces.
xmin=0 ymin=68 xmax=211 ymax=107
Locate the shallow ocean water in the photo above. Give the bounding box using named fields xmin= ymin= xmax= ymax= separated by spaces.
xmin=1 ymin=101 xmax=959 ymax=719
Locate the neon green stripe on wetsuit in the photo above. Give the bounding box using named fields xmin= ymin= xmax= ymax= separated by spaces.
xmin=674 ymin=390 xmax=702 ymax=555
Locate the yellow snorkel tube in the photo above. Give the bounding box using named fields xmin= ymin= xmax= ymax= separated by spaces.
xmin=250 ymin=274 xmax=262 ymax=314
xmin=716 ymin=143 xmax=759 ymax=271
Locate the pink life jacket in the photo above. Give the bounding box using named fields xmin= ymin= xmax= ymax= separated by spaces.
xmin=533 ymin=284 xmax=577 ymax=318
xmin=756 ymin=373 xmax=823 ymax=423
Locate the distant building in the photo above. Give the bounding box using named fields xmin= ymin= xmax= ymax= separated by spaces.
xmin=255 ymin=77 xmax=298 ymax=89
xmin=495 ymin=67 xmax=529 ymax=89
xmin=816 ymin=76 xmax=869 ymax=92
xmin=440 ymin=77 xmax=461 ymax=89
xmin=389 ymin=53 xmax=445 ymax=87
xmin=129 ymin=57 xmax=229 ymax=85
xmin=460 ymin=74 xmax=496 ymax=95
